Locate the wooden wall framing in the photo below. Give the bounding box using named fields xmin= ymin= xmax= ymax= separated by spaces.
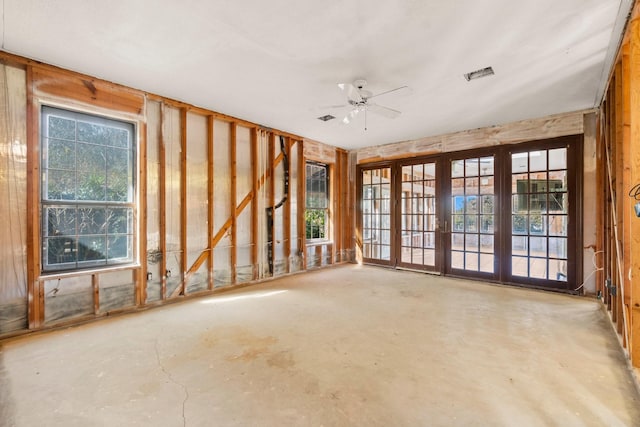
xmin=597 ymin=4 xmax=640 ymax=368
xmin=0 ymin=51 xmax=352 ymax=337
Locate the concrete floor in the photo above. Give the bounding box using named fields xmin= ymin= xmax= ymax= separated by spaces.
xmin=1 ymin=264 xmax=639 ymax=426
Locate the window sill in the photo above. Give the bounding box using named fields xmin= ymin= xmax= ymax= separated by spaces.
xmin=306 ymin=240 xmax=333 ymax=247
xmin=40 ymin=263 xmax=141 ymax=280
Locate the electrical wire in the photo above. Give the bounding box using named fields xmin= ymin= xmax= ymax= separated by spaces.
xmin=572 ymin=250 xmax=604 ymax=292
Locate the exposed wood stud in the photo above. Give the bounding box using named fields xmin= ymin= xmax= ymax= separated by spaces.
xmin=284 ymin=137 xmax=292 ymax=273
xmin=231 ymin=123 xmax=238 ymax=284
xmin=180 ymin=108 xmax=188 ymax=296
xmin=627 ymin=15 xmax=640 ymax=367
xmin=269 ymin=133 xmax=276 ymax=274
xmin=159 ymin=103 xmax=168 ymax=300
xmin=93 ymin=274 xmax=100 ymax=315
xmin=299 ymin=140 xmax=307 ymax=270
xmin=138 ymin=119 xmax=148 ymax=306
xmin=251 ymin=128 xmax=259 ymax=280
xmin=26 ymin=65 xmax=43 ymax=328
xmin=208 ymin=115 xmax=215 ymax=290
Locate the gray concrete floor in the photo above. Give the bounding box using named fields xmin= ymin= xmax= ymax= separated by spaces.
xmin=1 ymin=264 xmax=639 ymax=426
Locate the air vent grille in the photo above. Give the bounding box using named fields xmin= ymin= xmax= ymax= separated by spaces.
xmin=464 ymin=66 xmax=495 ymax=81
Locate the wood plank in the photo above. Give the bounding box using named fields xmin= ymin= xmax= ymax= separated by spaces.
xmin=299 ymin=140 xmax=307 ymax=270
xmin=92 ymin=274 xmax=100 ymax=315
xmin=25 ymin=65 xmax=43 ymax=328
xmin=269 ymin=133 xmax=276 ymax=274
xmin=615 ymin=60 xmax=624 ymax=336
xmin=31 ymin=67 xmax=144 ymax=116
xmin=231 ymin=123 xmax=238 ymax=284
xmin=284 ymin=137 xmax=292 ymax=273
xmin=138 ymin=119 xmax=148 ymax=306
xmin=596 ymin=113 xmax=605 ymax=297
xmin=622 ymin=43 xmax=632 ymax=309
xmin=356 ymin=110 xmax=588 ymax=164
xmin=208 ymin=116 xmax=215 ymax=290
xmin=627 ymin=15 xmax=640 ymax=367
xmin=180 ymin=108 xmax=188 ymax=296
xmin=251 ymin=128 xmax=259 ymax=280
xmin=159 ymin=103 xmax=168 ymax=300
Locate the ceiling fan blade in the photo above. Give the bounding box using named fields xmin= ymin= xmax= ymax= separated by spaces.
xmin=338 ymin=83 xmax=363 ymax=103
xmin=342 ymin=108 xmax=360 ymax=124
xmin=367 ymin=103 xmax=401 ymax=119
xmin=368 ymin=85 xmax=410 ymax=100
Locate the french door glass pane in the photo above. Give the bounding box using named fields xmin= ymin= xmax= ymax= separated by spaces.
xmin=510 ymin=148 xmax=568 ymax=281
xmin=400 ymin=162 xmax=437 ymax=268
xmin=450 ymin=156 xmax=495 ymax=273
xmin=362 ymin=168 xmax=392 ymax=261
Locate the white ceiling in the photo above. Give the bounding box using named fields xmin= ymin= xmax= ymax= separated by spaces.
xmin=0 ymin=0 xmax=633 ymax=150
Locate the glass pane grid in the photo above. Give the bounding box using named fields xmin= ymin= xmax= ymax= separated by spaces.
xmin=42 ymin=107 xmax=135 ymax=271
xmin=510 ymin=147 xmax=568 ymax=282
xmin=450 ymin=156 xmax=494 ymax=273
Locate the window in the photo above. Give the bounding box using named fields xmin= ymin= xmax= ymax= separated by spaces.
xmin=41 ymin=106 xmax=136 ymax=272
xmin=305 ymin=162 xmax=329 ymax=240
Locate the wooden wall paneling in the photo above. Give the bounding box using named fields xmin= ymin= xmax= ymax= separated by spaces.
xmin=356 ymin=111 xmax=587 ymax=164
xmin=628 ymin=15 xmax=640 ymax=367
xmin=159 ymin=104 xmax=168 ymax=300
xmin=137 ymin=118 xmax=148 ymax=306
xmin=26 ymin=65 xmax=43 ymax=328
xmin=283 ymin=137 xmax=291 ymax=273
xmin=251 ymin=128 xmax=259 ymax=280
xmin=298 ymin=141 xmax=306 ymax=270
xmin=31 ymin=67 xmax=144 ymax=115
xmin=208 ymin=116 xmax=215 ymax=290
xmin=231 ymin=123 xmax=238 ymax=284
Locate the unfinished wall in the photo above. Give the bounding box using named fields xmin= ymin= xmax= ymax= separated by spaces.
xmin=0 ymin=64 xmax=28 ymax=334
xmin=596 ymin=5 xmax=640 ymax=368
xmin=0 ymin=52 xmax=352 ymax=336
xmin=303 ymin=139 xmax=355 ymax=268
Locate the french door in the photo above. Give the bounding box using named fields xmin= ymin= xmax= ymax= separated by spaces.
xmin=357 ymin=135 xmax=582 ymax=291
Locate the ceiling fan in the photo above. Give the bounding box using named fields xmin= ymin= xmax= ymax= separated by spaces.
xmin=333 ymin=79 xmax=408 ymax=130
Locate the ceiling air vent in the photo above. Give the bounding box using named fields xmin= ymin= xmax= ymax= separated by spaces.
xmin=317 ymin=114 xmax=335 ymax=122
xmin=464 ymin=66 xmax=495 ymax=81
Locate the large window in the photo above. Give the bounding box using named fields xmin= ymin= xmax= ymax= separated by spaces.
xmin=305 ymin=162 xmax=329 ymax=240
xmin=41 ymin=106 xmax=136 ymax=272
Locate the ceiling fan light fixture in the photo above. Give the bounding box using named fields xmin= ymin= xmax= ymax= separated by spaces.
xmin=317 ymin=114 xmax=335 ymax=122
xmin=464 ymin=66 xmax=495 ymax=81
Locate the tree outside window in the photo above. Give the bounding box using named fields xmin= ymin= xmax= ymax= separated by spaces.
xmin=305 ymin=162 xmax=329 ymax=240
xmin=41 ymin=106 xmax=135 ymax=271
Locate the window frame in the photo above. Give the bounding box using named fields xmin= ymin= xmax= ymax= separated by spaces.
xmin=40 ymin=106 xmax=137 ymax=273
xmin=305 ymin=161 xmax=330 ymax=241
